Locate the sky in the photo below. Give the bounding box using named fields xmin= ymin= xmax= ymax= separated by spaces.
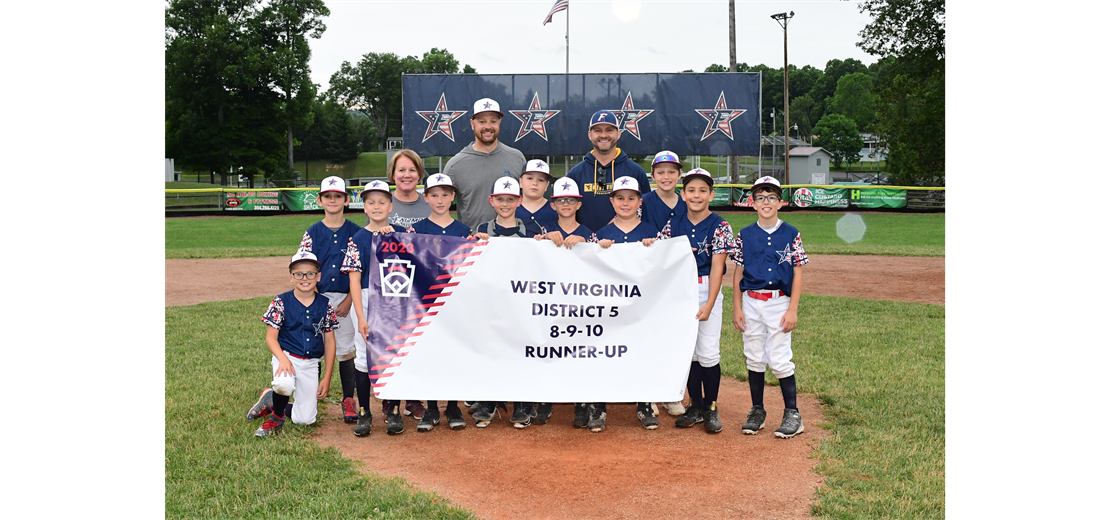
xmin=308 ymin=0 xmax=877 ymax=90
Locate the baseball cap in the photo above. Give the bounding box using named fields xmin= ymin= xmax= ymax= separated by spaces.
xmin=360 ymin=180 xmax=392 ymax=199
xmin=472 ymin=98 xmax=503 ymax=118
xmin=551 ymin=177 xmax=582 ymax=198
xmin=289 ymin=250 xmax=321 ymax=270
xmin=425 ymin=173 xmax=456 ymax=191
xmin=682 ymin=168 xmax=715 ymax=188
xmin=609 ymin=175 xmax=642 ymax=197
xmin=751 ymin=175 xmax=782 ymax=196
xmin=490 ymin=176 xmax=521 ymax=197
xmin=651 ymin=150 xmax=682 ymax=169
xmin=319 ymin=176 xmax=347 ymax=195
xmin=589 ymin=110 xmax=619 ymax=130
xmin=522 ymin=159 xmax=552 ymax=178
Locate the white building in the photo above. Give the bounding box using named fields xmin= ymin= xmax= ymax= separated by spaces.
xmin=788 ymin=147 xmax=833 ymax=185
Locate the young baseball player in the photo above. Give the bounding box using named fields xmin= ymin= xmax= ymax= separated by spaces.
xmin=340 ymin=180 xmax=408 ymax=436
xmin=536 ymin=177 xmax=594 ymax=249
xmin=297 ymin=176 xmax=362 ymax=427
xmin=246 ymin=251 xmax=338 ymax=438
xmin=471 ymin=176 xmax=543 ymax=429
xmin=516 ymin=159 xmax=558 ymax=232
xmin=731 ymin=176 xmax=808 ymax=439
xmin=404 ymin=173 xmax=471 ymax=432
xmin=647 ymin=168 xmax=736 ymax=434
xmin=588 ymin=176 xmax=660 ymax=432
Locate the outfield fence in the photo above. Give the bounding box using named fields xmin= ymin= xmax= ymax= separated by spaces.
xmin=165 ymin=185 xmax=945 ymax=214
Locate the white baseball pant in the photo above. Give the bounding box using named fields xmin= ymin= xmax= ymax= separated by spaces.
xmin=270 ymin=353 xmax=321 ymax=425
xmin=741 ymin=292 xmax=796 ymax=378
xmin=693 ymin=277 xmax=724 ymax=367
xmin=353 ymin=290 xmax=370 ymax=373
xmin=323 ymin=291 xmax=356 ymax=362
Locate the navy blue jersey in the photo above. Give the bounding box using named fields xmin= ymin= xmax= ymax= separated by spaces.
xmin=406 ymin=218 xmax=472 ymax=238
xmin=516 ymin=203 xmax=558 ymax=233
xmin=261 ymin=291 xmax=338 ymax=359
xmin=475 ymin=218 xmax=544 ymax=238
xmin=340 ymin=228 xmax=378 ymax=289
xmin=542 ymin=221 xmax=594 ymax=241
xmin=595 ymin=221 xmax=658 ymax=244
xmin=733 ymin=220 xmax=809 ymax=296
xmin=299 ymin=220 xmax=363 ymax=293
xmin=566 ymin=149 xmax=651 ymax=232
xmin=659 ymin=213 xmax=737 ymax=277
xmin=640 ymin=190 xmax=687 ymax=233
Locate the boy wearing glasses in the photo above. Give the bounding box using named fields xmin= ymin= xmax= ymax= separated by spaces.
xmin=247 ymin=251 xmax=338 ymax=438
xmin=730 ymin=176 xmax=808 ymax=439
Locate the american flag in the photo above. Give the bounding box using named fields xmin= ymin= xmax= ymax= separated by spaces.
xmin=543 ymin=0 xmax=568 ymax=25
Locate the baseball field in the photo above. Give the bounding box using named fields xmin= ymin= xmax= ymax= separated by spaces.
xmin=165 ymin=211 xmax=944 ymax=519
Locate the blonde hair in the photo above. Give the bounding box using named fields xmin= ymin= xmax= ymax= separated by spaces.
xmin=386 ymin=149 xmax=426 ymax=185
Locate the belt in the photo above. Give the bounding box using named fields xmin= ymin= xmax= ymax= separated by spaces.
xmin=697 ymin=276 xmax=705 ymax=283
xmin=286 ymin=351 xmax=313 ymax=360
xmin=747 ymin=290 xmax=784 ymax=301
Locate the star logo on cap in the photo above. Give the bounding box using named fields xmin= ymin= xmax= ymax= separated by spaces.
xmin=327 ymin=178 xmax=338 ymax=185
xmin=417 ymin=93 xmax=468 ymax=143
xmin=483 ymin=101 xmax=492 ymax=109
xmin=510 ymin=92 xmax=561 ymax=142
xmin=620 ymin=178 xmax=631 ymax=186
xmin=435 ymin=174 xmax=445 ymax=182
xmin=610 ymin=91 xmax=654 ymax=141
xmin=503 ymin=180 xmax=513 ymax=189
xmin=561 ymin=181 xmax=571 ymax=191
xmin=696 ymin=91 xmax=747 ymax=141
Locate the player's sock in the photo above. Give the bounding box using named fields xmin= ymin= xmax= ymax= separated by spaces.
xmin=339 ymin=359 xmax=355 ymax=399
xmin=703 ymin=364 xmax=721 ymax=403
xmin=687 ymin=361 xmax=704 ymax=409
xmin=445 ymin=400 xmax=460 ymax=412
xmin=779 ymin=375 xmax=797 ymax=410
xmin=272 ymin=393 xmax=291 ymax=418
xmin=428 ymin=400 xmax=439 ymax=410
xmin=355 ymin=369 xmax=371 ymax=410
xmin=748 ymin=370 xmax=765 ymax=408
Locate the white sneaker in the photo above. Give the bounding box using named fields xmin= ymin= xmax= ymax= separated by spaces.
xmin=660 ymin=401 xmax=686 ymax=416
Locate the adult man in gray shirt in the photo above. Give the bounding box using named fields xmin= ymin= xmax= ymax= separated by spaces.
xmin=442 ymin=98 xmax=526 ymax=230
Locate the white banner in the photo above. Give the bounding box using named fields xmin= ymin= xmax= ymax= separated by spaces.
xmin=368 ymin=234 xmax=699 ymax=402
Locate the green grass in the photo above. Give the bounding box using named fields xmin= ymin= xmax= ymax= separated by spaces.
xmin=721 ymin=212 xmax=945 ymax=256
xmin=166 ymin=299 xmax=474 ymax=519
xmin=719 ymin=288 xmax=945 ymax=519
xmin=167 ymin=212 xmax=943 ymax=259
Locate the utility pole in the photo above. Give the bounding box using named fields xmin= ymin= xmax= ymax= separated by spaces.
xmin=771 ymin=11 xmax=794 ymax=184
xmin=729 ymin=0 xmax=741 ymax=183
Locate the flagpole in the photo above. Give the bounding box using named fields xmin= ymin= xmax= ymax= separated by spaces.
xmin=565 ymin=2 xmax=569 ymax=74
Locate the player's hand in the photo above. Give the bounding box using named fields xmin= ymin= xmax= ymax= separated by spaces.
xmin=335 ymin=296 xmax=353 ymax=317
xmin=358 ymin=319 xmax=369 ymax=340
xmin=275 ymin=357 xmax=295 ymax=377
xmin=378 ymin=225 xmax=396 ymax=234
xmin=599 ymin=239 xmax=614 ymax=249
xmin=696 ymin=303 xmax=712 ymax=321
xmin=732 ymin=308 xmax=747 ymax=332
xmin=781 ymin=310 xmax=798 ymax=332
xmin=564 ymin=235 xmax=585 ymax=249
xmin=474 ymin=232 xmax=490 ymax=240
xmin=641 ymin=238 xmax=657 ymax=247
xmin=317 ymin=377 xmax=331 ymax=399
xmin=544 ymin=231 xmax=564 ymax=246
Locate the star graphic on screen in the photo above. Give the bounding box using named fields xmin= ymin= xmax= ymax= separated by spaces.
xmin=611 ymin=91 xmax=654 ymax=141
xmin=696 ymin=91 xmax=747 ymax=141
xmin=416 ymin=93 xmax=468 ymax=143
xmin=777 ymin=244 xmax=793 ymax=264
xmin=510 ymin=92 xmax=561 ymax=142
xmin=503 ymin=180 xmax=513 ymax=189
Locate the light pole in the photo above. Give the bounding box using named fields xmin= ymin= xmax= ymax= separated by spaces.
xmin=771 ymin=11 xmax=794 ymax=184
xmin=792 ymin=123 xmax=799 ymax=144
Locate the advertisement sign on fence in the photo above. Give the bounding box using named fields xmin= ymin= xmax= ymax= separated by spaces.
xmin=222 ymin=191 xmax=281 ymax=211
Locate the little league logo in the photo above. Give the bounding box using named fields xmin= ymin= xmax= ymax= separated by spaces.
xmin=417 ymin=93 xmax=468 ymax=143
xmin=792 ymin=188 xmax=813 ymax=208
xmin=380 ymin=258 xmax=416 ymax=298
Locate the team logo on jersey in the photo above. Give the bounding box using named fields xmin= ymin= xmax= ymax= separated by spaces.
xmin=510 ymin=92 xmax=561 ymax=142
xmin=380 ymin=258 xmax=416 ymax=298
xmin=777 ymin=244 xmax=794 ymax=264
xmin=312 ymin=314 xmax=329 ymax=337
xmin=416 ymin=93 xmax=468 ymax=143
xmin=696 ymin=91 xmax=747 ymax=141
xmin=610 ymin=91 xmax=654 ymax=141
xmin=695 ymin=235 xmax=711 ymax=257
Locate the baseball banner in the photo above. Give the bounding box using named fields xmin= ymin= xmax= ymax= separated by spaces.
xmin=363 ymin=233 xmax=699 ymax=402
xmin=402 ymin=73 xmax=761 ymax=157
xmin=222 ymin=190 xmax=281 ymax=211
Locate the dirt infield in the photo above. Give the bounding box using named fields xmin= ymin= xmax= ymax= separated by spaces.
xmin=166 ymin=254 xmax=943 ymax=519
xmin=165 ymin=254 xmax=944 ymax=307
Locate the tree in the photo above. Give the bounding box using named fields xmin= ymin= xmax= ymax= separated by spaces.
xmin=808 ymin=58 xmax=868 ymax=109
xmin=295 ymin=96 xmax=361 ymax=163
xmin=789 ymin=94 xmax=819 ymax=141
xmin=829 ymin=72 xmax=876 ymax=131
xmin=704 ymin=63 xmax=728 ymax=73
xmin=813 ymin=113 xmax=863 ymax=170
xmin=421 ymin=47 xmax=459 ymax=74
xmin=463 ymin=64 xmax=477 ymax=74
xmin=857 ymin=0 xmax=945 ymax=184
xmin=166 ymin=0 xmax=287 ymax=185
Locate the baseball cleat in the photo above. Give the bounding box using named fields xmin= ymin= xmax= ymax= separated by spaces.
xmin=587 ymin=404 xmax=607 ymax=433
xmin=354 ymin=408 xmax=373 ymax=437
xmin=534 ymin=403 xmax=553 ymax=425
xmin=445 ymin=406 xmax=466 ymax=430
xmin=661 ymin=401 xmax=687 ymax=416
xmin=637 ymin=402 xmax=659 ymax=430
xmin=342 ymin=397 xmax=358 ymax=424
xmin=774 ymin=408 xmax=804 ymax=439
xmin=247 ymin=388 xmax=274 ymax=421
xmin=573 ymin=403 xmax=590 ymax=428
xmin=386 ymin=405 xmax=405 ymax=435
xmin=473 ymin=402 xmax=495 ymax=427
xmin=742 ymin=405 xmax=767 ymax=435
xmin=703 ymin=401 xmax=723 ymax=434
xmin=417 ymin=406 xmax=440 ymax=432
xmin=675 ymin=406 xmax=704 ymax=428
xmin=254 ymin=414 xmax=285 ymax=438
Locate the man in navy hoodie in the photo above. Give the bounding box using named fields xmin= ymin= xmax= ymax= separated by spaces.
xmin=566 ymin=110 xmax=652 ymax=233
